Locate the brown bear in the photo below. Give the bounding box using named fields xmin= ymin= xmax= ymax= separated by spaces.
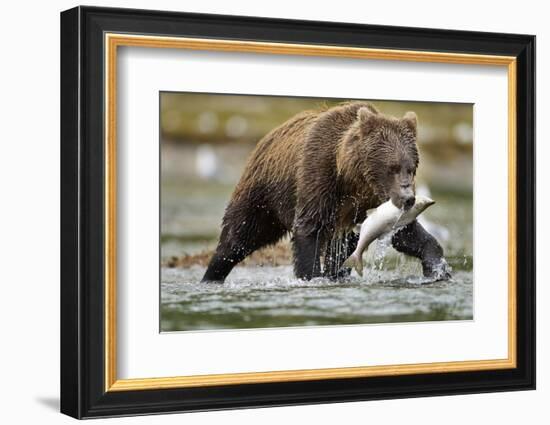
xmin=202 ymin=101 xmax=448 ymax=282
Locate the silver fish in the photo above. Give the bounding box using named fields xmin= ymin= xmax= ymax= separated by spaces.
xmin=342 ymin=195 xmax=436 ymax=276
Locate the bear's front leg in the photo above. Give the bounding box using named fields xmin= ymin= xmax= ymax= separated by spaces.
xmin=391 ymin=220 xmax=451 ymax=280
xmin=202 ymin=226 xmax=248 ymax=283
xmin=292 ymin=231 xmax=324 ymax=280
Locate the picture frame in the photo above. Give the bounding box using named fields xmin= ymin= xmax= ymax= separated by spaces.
xmin=60 ymin=5 xmax=535 ymax=419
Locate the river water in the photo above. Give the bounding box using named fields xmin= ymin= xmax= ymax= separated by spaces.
xmin=161 ymin=263 xmax=473 ymax=332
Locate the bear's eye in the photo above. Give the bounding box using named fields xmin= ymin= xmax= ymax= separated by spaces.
xmin=388 ymin=165 xmax=400 ymax=174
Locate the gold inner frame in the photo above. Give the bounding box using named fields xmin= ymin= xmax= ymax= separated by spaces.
xmin=104 ymin=33 xmax=517 ymax=392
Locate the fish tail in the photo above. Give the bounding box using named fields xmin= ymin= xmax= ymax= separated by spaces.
xmin=343 ymin=254 xmax=364 ymax=277
xmin=342 ymin=254 xmax=356 ymax=269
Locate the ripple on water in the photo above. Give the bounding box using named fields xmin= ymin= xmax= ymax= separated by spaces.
xmin=160 ymin=265 xmax=473 ymax=332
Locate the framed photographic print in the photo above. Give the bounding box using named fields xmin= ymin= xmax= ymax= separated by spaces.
xmin=60 ymin=6 xmax=535 ymax=419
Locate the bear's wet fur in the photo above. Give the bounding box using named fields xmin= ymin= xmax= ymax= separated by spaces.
xmin=202 ymin=101 xmax=446 ymax=282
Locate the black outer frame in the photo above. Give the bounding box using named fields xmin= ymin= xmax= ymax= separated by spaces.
xmin=60 ymin=5 xmax=535 ymax=419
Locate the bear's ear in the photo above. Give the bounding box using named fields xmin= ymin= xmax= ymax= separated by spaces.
xmin=402 ymin=111 xmax=418 ymax=133
xmin=357 ymin=107 xmax=377 ymax=135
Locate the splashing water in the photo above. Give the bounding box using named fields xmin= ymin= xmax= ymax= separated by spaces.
xmin=371 ymin=232 xmax=393 ymax=274
xmin=367 ymin=207 xmax=405 ymax=278
xmin=431 ymin=258 xmax=453 ymax=280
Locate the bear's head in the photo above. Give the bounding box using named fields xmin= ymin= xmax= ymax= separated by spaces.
xmin=339 ymin=106 xmax=420 ymax=210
